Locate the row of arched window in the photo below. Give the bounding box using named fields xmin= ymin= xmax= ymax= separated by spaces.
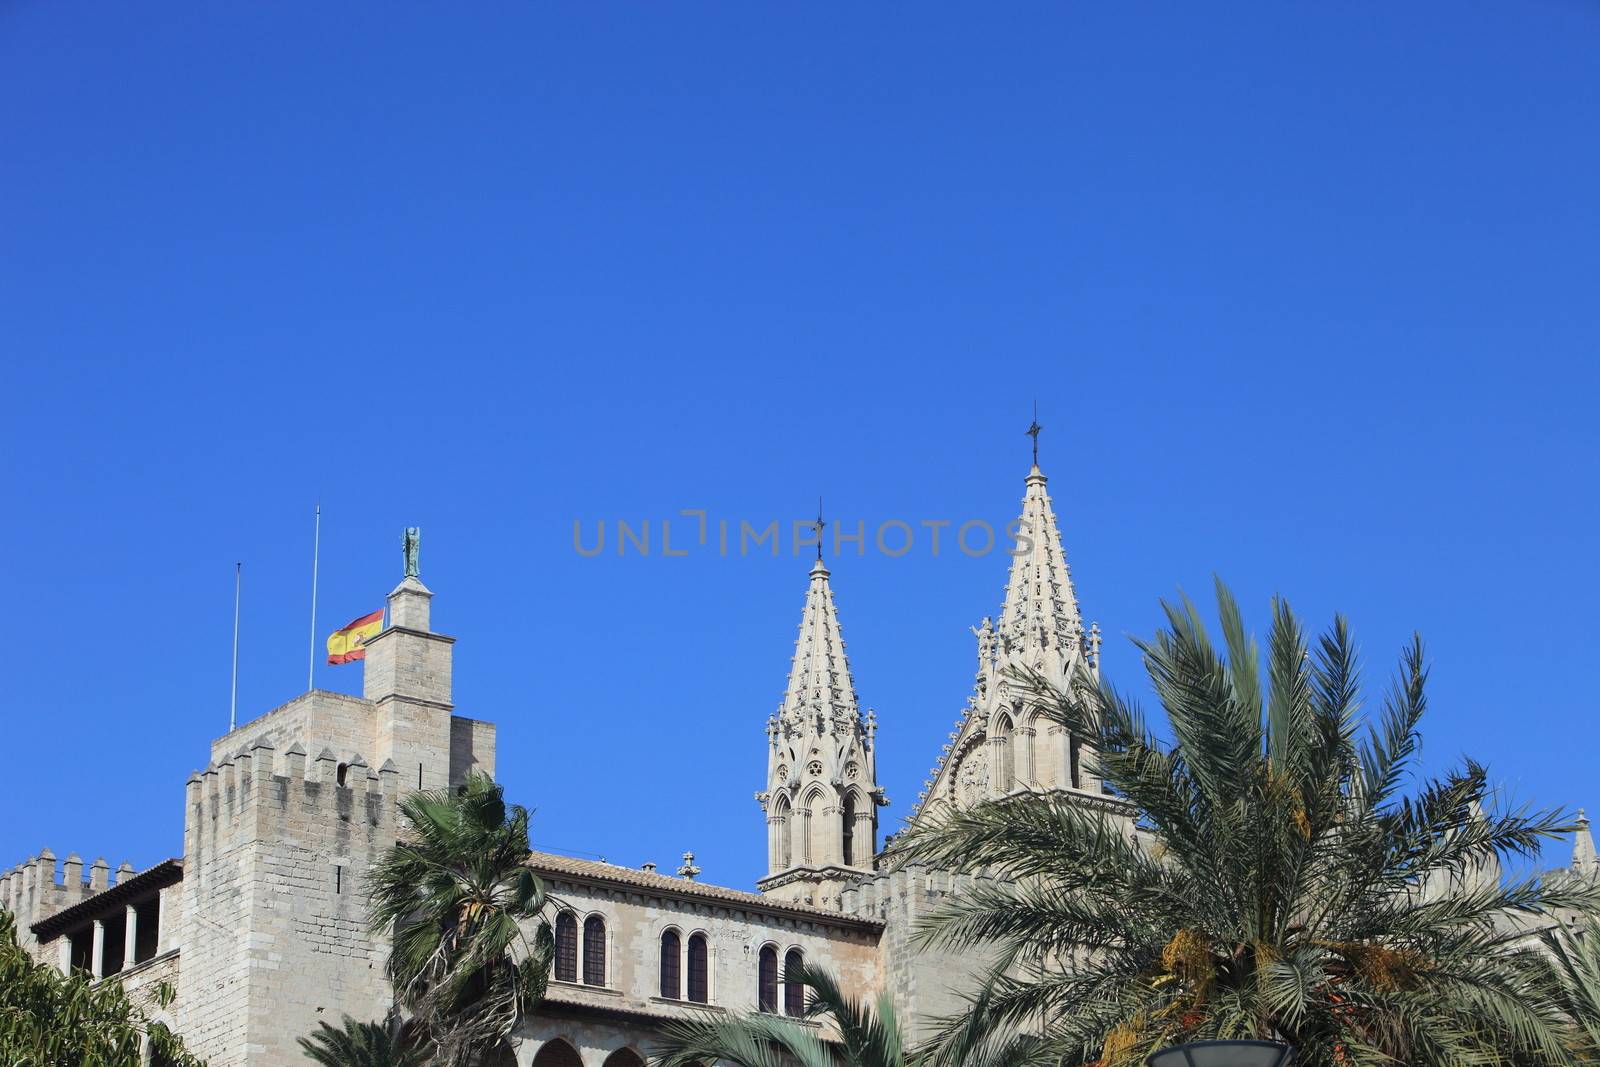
xmin=758 ymin=944 xmax=805 ymax=1015
xmin=770 ymin=790 xmax=867 ymax=868
xmin=658 ymin=928 xmax=709 ymax=1002
xmin=553 ymin=912 xmax=607 ymax=986
xmin=554 ymin=910 xmax=806 ymax=1014
xmin=530 ymin=1041 xmax=647 ymax=1067
xmin=990 ymin=710 xmax=1086 ymax=792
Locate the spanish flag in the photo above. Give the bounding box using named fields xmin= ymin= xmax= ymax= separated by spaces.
xmin=327 ymin=609 xmax=383 ymax=665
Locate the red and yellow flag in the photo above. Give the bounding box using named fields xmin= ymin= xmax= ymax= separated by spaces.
xmin=326 ymin=609 xmax=383 ymax=665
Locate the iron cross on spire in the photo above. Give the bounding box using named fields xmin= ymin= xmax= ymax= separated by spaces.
xmin=813 ymin=496 xmax=826 ymax=561
xmin=1026 ymin=401 xmax=1043 ymax=466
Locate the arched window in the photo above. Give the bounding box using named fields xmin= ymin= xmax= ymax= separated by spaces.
xmin=1020 ymin=714 xmax=1037 ymax=784
xmin=554 ymin=911 xmax=578 ymax=983
xmin=1069 ymin=736 xmax=1082 ymax=789
xmin=660 ymin=929 xmax=681 ymax=999
xmin=994 ymin=714 xmax=1015 ymax=793
xmin=783 ymin=948 xmax=805 ymax=1016
xmin=532 ymin=1039 xmax=584 ymax=1067
xmin=583 ymin=914 xmax=607 ymax=985
xmin=603 ymin=1052 xmax=646 ymax=1067
xmin=758 ymin=944 xmax=778 ymax=1013
xmin=801 ymin=789 xmax=825 ymax=866
xmin=686 ymin=932 xmax=709 ymax=1003
xmin=841 ymin=792 xmax=856 ymax=866
xmin=774 ymin=794 xmax=792 ymax=869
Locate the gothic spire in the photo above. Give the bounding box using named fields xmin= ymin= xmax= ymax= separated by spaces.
xmin=997 ymin=454 xmax=1084 ymax=662
xmin=761 ymin=555 xmax=881 ymax=904
xmin=779 ymin=557 xmax=859 ymax=726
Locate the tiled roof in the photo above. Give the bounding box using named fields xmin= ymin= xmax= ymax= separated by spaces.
xmin=524 ymin=851 xmax=882 ymax=932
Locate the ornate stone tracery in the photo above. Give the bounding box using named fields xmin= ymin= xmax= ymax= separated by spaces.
xmin=759 ymin=557 xmax=882 ymax=905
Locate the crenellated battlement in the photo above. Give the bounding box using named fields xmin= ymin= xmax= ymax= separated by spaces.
xmin=185 ymin=736 xmax=401 ymax=841
xmin=840 ymin=863 xmax=977 ymax=922
xmin=1 ymin=848 xmax=144 ymax=953
xmin=178 ymin=733 xmax=405 ymax=1067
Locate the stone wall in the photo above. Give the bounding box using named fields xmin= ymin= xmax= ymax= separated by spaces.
xmin=209 ymin=690 xmax=379 ymax=768
xmin=841 ymin=866 xmax=998 ymax=1043
xmin=1 ymin=851 xmax=131 ymax=961
xmin=451 ymin=715 xmax=497 ymax=783
xmin=116 ymin=948 xmax=180 ymax=1008
xmin=176 ymin=738 xmax=400 ymax=1067
xmin=533 ymin=864 xmax=881 ymax=1029
xmin=516 ymin=1008 xmax=694 ymax=1067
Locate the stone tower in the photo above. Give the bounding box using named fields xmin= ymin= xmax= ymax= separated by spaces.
xmin=757 ymin=557 xmax=885 ymax=907
xmin=365 ymin=574 xmax=458 ymax=793
xmin=906 ymin=457 xmax=1105 ymax=829
xmin=173 ymin=544 xmax=495 ymax=1067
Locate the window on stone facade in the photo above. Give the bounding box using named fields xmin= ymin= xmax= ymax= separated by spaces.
xmin=686 ymin=932 xmax=708 ymax=1003
xmin=800 ymin=789 xmax=825 ymax=866
xmin=994 ymin=713 xmax=1015 ymax=793
xmin=758 ymin=944 xmax=778 ymax=1013
xmin=68 ymin=927 xmax=92 ymax=973
xmin=554 ymin=911 xmax=578 ymax=982
xmin=783 ymin=948 xmax=805 ymax=1016
xmin=774 ymin=794 xmax=792 ymax=869
xmin=841 ymin=793 xmax=856 ymax=866
xmin=660 ymin=929 xmax=681 ymax=999
xmin=134 ymin=896 xmax=160 ymax=964
xmin=582 ymin=915 xmax=607 ymax=986
xmin=102 ymin=909 xmax=127 ymax=977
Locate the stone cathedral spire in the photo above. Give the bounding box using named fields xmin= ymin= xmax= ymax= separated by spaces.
xmin=757 ymin=556 xmax=884 ymax=908
xmin=995 ymin=463 xmax=1088 ymax=674
xmin=906 ymin=427 xmax=1106 ymax=832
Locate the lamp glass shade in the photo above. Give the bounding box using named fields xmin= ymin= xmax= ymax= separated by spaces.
xmin=1146 ymin=1040 xmax=1294 ymax=1067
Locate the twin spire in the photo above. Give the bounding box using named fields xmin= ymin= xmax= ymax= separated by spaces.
xmin=777 ymin=412 xmax=1088 ymax=731
xmin=997 ymin=463 xmax=1085 ymax=661
xmin=778 ymin=554 xmax=860 ymax=727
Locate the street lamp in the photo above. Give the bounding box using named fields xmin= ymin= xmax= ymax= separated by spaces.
xmin=1147 ymin=1040 xmax=1294 ymax=1067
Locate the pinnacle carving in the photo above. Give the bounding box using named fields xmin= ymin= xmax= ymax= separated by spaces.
xmin=907 ymin=460 xmax=1098 ymax=823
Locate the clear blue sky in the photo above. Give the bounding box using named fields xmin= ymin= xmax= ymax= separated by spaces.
xmin=2 ymin=4 xmax=1596 ymax=890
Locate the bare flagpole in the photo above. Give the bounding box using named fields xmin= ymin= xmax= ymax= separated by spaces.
xmin=308 ymin=504 xmax=321 ymax=692
xmin=230 ymin=562 xmax=241 ymax=732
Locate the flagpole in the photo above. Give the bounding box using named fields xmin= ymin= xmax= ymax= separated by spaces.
xmin=308 ymin=504 xmax=320 ymax=692
xmin=230 ymin=562 xmax=241 ymax=732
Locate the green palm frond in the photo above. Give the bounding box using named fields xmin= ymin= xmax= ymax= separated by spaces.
xmin=296 ymin=1015 xmax=429 ymax=1067
xmin=364 ymin=771 xmax=550 ymax=1067
xmin=1542 ymin=917 xmax=1600 ymax=1055
xmin=651 ymin=961 xmax=929 ymax=1067
xmin=653 ymin=1012 xmax=834 ymax=1067
xmin=890 ymin=581 xmax=1593 ymax=1067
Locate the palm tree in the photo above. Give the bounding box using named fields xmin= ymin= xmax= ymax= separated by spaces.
xmin=0 ymin=908 xmax=204 ymax=1067
xmin=894 ymin=581 xmax=1600 ymax=1067
xmin=652 ymin=959 xmax=906 ymax=1067
xmin=1543 ymin=918 xmax=1600 ymax=1059
xmin=367 ymin=771 xmax=553 ymax=1067
xmin=297 ymin=1015 xmax=429 ymax=1067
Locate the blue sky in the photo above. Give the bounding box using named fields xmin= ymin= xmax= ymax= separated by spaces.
xmin=2 ymin=4 xmax=1596 ymax=890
